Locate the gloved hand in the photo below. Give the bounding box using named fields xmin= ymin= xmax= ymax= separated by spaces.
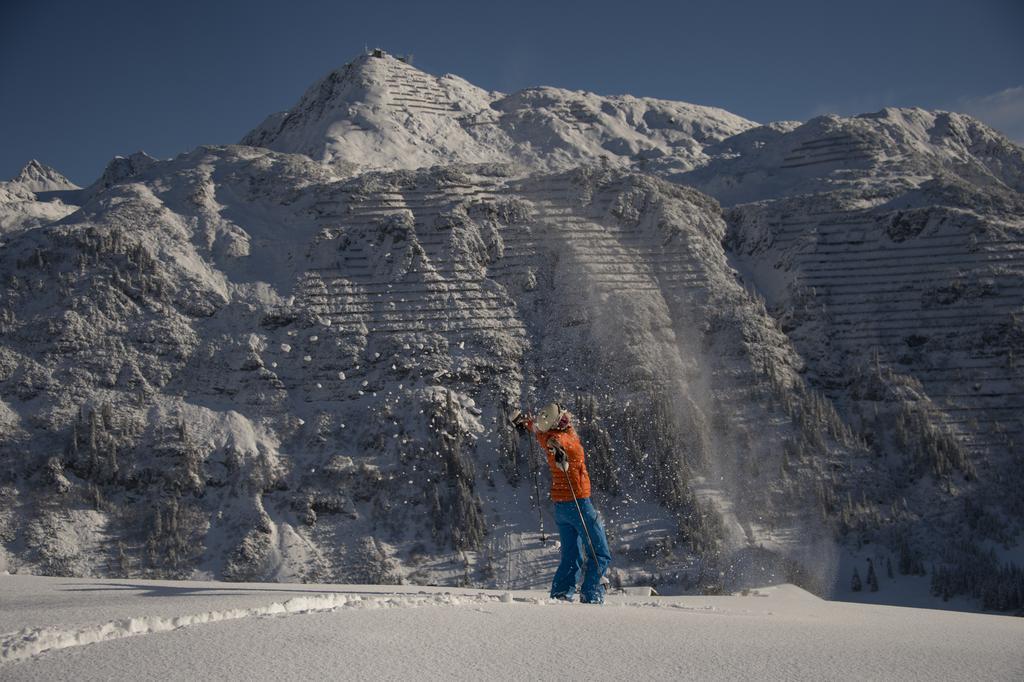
xmin=509 ymin=409 xmax=531 ymax=431
xmin=550 ymin=440 xmax=569 ymax=472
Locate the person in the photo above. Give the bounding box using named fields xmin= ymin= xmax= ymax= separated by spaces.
xmin=512 ymin=402 xmax=612 ymax=604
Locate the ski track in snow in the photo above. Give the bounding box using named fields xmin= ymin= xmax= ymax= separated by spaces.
xmin=0 ymin=589 xmax=732 ymax=665
xmin=0 ymin=591 xmax=498 ymax=664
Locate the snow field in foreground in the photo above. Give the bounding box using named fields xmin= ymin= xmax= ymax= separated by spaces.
xmin=1 ymin=576 xmax=1022 ymax=681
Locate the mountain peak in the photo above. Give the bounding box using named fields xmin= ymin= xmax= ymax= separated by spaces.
xmin=11 ymin=159 xmax=78 ymax=192
xmin=240 ymin=49 xmax=495 ymax=170
xmin=90 ymin=151 xmax=158 ymax=193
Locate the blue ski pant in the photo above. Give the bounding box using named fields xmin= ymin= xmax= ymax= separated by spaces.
xmin=551 ymin=498 xmax=612 ymax=602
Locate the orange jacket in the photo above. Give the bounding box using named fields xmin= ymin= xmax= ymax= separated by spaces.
xmin=528 ymin=422 xmax=591 ymax=502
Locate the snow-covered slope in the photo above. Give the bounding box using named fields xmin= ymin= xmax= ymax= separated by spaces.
xmin=242 ymin=51 xmax=755 ymax=176
xmin=0 ymin=146 xmax=854 ymax=593
xmin=2 ymin=576 xmax=1022 ymax=680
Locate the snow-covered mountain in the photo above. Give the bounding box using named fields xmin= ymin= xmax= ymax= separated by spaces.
xmin=700 ymin=108 xmax=1024 ymax=609
xmin=1 ymin=50 xmax=1021 ymax=612
xmin=9 ymin=160 xmax=78 ymax=194
xmin=242 ymin=52 xmax=755 ymax=176
xmin=685 ymin=106 xmax=1024 ymax=204
xmin=0 ymin=161 xmax=80 ymax=235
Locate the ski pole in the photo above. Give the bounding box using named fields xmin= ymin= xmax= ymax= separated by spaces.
xmin=513 ymin=409 xmax=548 ymax=543
xmin=556 ymin=452 xmax=599 ymax=570
xmin=529 ymin=437 xmax=547 ymax=543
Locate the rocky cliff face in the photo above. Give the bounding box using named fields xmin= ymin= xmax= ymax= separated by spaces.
xmin=1 ymin=51 xmax=1021 ymax=608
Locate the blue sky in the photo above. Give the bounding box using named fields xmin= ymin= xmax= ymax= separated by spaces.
xmin=2 ymin=0 xmax=1022 ymax=185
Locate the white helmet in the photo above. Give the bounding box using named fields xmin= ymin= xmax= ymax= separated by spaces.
xmin=535 ymin=402 xmax=569 ymax=432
